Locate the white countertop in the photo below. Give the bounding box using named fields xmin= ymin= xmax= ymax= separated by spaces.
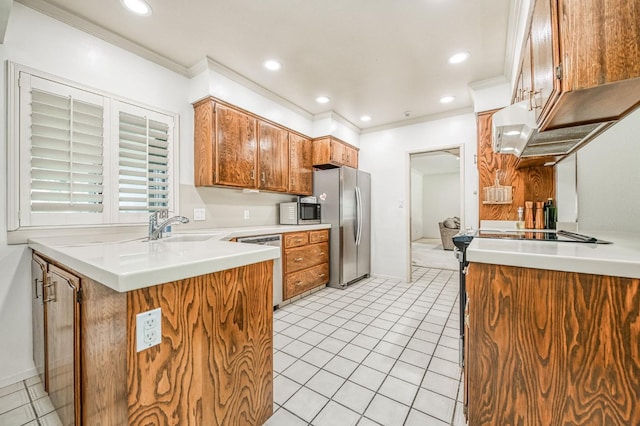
xmin=467 ymin=230 xmax=640 ymax=279
xmin=28 ymin=223 xmax=331 ymax=292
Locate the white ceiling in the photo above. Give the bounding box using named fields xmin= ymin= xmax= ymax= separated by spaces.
xmin=411 ymin=149 xmax=460 ymax=176
xmin=17 ymin=0 xmax=513 ymax=130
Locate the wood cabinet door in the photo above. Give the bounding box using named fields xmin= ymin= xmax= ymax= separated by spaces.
xmin=289 ymin=134 xmax=312 ymax=195
xmin=31 ymin=254 xmax=48 ymax=389
xmin=520 ymin=35 xmax=533 ymax=103
xmin=215 ymin=104 xmax=257 ymax=188
xmin=330 ymin=140 xmax=344 ymax=164
xmin=531 ymin=0 xmax=561 ymax=122
xmin=345 ymin=146 xmax=358 ymax=168
xmin=46 ymin=264 xmax=81 ymax=426
xmin=257 ymin=121 xmax=288 ymax=192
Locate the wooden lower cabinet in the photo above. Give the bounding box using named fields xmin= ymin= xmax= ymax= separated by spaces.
xmin=283 ymin=230 xmax=330 ymax=300
xmin=33 ymin=251 xmax=273 ymax=426
xmin=31 ymin=254 xmax=48 ymax=388
xmin=465 ymin=263 xmax=640 ymax=425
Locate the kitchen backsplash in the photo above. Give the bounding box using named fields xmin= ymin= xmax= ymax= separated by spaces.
xmin=179 ymin=185 xmax=296 ymax=229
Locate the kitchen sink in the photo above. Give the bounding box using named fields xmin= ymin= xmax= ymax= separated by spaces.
xmin=159 ymin=233 xmax=225 ymax=242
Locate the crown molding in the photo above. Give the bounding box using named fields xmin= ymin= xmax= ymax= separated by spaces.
xmin=361 ymin=106 xmax=474 ymax=134
xmin=190 ymin=56 xmax=314 ymax=120
xmin=16 ymin=0 xmax=190 ymax=76
xmin=468 ymin=75 xmax=509 ymax=91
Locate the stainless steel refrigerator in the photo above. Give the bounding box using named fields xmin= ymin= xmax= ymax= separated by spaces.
xmin=314 ymin=167 xmax=370 ymax=288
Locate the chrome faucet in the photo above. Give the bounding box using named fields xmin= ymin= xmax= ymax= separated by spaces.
xmin=148 ymin=211 xmax=190 ymax=240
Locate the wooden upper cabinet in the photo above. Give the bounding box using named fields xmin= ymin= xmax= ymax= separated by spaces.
xmin=257 ymin=121 xmax=289 ymax=192
xmin=312 ymin=136 xmax=359 ymax=169
xmin=520 ymin=0 xmax=640 ymax=131
xmin=289 ymin=134 xmax=313 ymax=195
xmin=215 ymin=104 xmax=257 ymax=188
xmin=530 ymin=0 xmax=561 ymax=121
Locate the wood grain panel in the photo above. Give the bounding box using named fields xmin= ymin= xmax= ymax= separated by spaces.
xmin=560 ymin=0 xmax=640 ymax=91
xmin=531 ymin=0 xmax=561 ymax=120
xmin=193 ymin=99 xmax=215 ymax=186
xmin=284 ymin=232 xmax=308 ymax=248
xmin=309 ymin=229 xmax=329 ymax=244
xmin=202 ymin=262 xmax=273 ymax=426
xmin=257 ymin=120 xmax=289 ymax=192
xmin=127 ymin=277 xmax=203 ymax=426
xmin=46 ymin=265 xmax=81 ymax=426
xmin=31 ymin=254 xmax=48 ymax=390
xmin=215 ymin=104 xmax=257 ymax=188
xmin=477 ymin=110 xmax=555 ymax=222
xmin=284 ymin=242 xmax=329 ymax=274
xmin=81 ymin=278 xmax=128 ymax=426
xmin=284 ymin=263 xmax=329 ymax=300
xmin=289 ymin=134 xmax=313 ymax=195
xmin=466 ymin=263 xmax=640 ymax=425
xmin=311 ymin=137 xmax=332 ymax=167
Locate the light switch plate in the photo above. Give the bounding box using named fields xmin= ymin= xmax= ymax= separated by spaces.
xmin=136 ymin=308 xmax=162 ymax=352
xmin=194 ymin=208 xmax=206 ymax=221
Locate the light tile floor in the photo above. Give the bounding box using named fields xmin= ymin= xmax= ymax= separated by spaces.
xmin=0 ymin=265 xmax=464 ymax=426
xmin=268 ymin=266 xmax=466 ymax=426
xmin=0 ymin=375 xmax=62 ymax=426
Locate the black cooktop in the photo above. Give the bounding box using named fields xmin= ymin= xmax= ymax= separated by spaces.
xmin=476 ymin=229 xmax=611 ymax=244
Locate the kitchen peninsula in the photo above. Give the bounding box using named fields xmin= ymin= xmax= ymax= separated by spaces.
xmin=27 ymin=224 xmax=326 ymax=426
xmin=464 ymin=233 xmax=640 ymax=424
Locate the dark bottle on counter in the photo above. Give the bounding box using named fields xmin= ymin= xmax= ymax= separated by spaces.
xmin=544 ymin=198 xmax=557 ymax=229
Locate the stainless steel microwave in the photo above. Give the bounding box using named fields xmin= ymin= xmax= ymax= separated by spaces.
xmin=279 ymin=202 xmax=321 ymax=225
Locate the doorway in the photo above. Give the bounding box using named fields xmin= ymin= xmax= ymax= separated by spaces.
xmin=409 ymin=147 xmax=462 ymax=274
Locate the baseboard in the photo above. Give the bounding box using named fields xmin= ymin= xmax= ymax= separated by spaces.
xmin=0 ymin=367 xmax=37 ymax=388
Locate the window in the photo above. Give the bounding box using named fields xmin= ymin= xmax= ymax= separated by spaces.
xmin=9 ymin=64 xmax=178 ymax=230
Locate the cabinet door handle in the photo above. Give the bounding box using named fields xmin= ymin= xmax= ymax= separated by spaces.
xmin=318 ymin=273 xmax=326 ymax=277
xmin=294 ymin=257 xmax=303 ymax=262
xmin=251 ymin=170 xmax=255 ymax=180
xmin=34 ymin=278 xmax=42 ymax=299
xmin=295 ymin=281 xmax=303 ymax=286
xmin=261 ymin=171 xmax=265 ymax=183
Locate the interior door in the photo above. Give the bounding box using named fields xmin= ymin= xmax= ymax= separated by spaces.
xmin=341 ymin=167 xmax=358 ymax=284
xmin=46 ymin=265 xmax=81 ymax=426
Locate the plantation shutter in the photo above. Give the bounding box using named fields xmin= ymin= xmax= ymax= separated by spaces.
xmin=30 ymin=89 xmax=105 ymax=213
xmin=117 ymin=107 xmax=172 ymax=214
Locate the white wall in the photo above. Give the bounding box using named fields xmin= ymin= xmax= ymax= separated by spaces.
xmin=410 ymin=169 xmax=424 ymax=241
xmin=0 ymin=3 xmax=191 ymax=385
xmin=574 ymin=108 xmax=640 ymax=234
xmin=359 ymin=114 xmax=478 ymax=281
xmin=422 ymin=173 xmax=460 ymax=239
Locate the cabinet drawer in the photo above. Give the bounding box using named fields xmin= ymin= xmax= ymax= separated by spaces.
xmin=285 ymin=242 xmax=328 ymax=273
xmin=309 ymin=230 xmax=329 ymax=244
xmin=284 ymin=263 xmax=329 ymax=299
xmin=284 ymin=232 xmax=308 ymax=248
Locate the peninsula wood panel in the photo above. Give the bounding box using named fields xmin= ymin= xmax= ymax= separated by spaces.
xmin=127 ymin=262 xmax=273 ymax=426
xmin=477 ymin=110 xmax=555 ymax=221
xmin=202 ymin=262 xmax=273 ymax=426
xmin=258 ymin=121 xmax=289 ymax=192
xmin=466 ymin=263 xmax=640 ymax=425
xmin=289 ymin=133 xmax=313 ymax=195
xmin=81 ymin=277 xmax=128 ymax=426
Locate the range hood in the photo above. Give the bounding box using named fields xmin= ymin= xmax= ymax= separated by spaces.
xmin=492 ymin=101 xmax=612 ymax=158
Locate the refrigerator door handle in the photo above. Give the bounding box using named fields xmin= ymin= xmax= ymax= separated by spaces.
xmin=355 ymin=186 xmax=363 ymax=246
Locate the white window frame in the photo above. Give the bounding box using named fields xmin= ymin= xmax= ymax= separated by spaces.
xmin=7 ymin=62 xmax=180 ymax=231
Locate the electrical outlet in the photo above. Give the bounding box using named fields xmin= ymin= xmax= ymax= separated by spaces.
xmin=243 ymin=210 xmax=250 ymax=220
xmin=194 ymin=208 xmax=206 ymax=221
xmin=136 ymin=308 xmax=162 ymax=352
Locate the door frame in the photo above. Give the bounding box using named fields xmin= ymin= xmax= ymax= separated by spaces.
xmin=406 ymin=144 xmax=465 ymax=282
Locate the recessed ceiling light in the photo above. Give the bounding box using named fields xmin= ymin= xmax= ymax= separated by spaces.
xmin=316 ymin=96 xmax=330 ymax=104
xmin=448 ymin=52 xmax=470 ymax=64
xmin=440 ymin=96 xmax=455 ymax=104
xmin=360 ymin=115 xmax=371 ymax=122
xmin=121 ymin=0 xmax=152 ymax=16
xmin=264 ymin=60 xmax=281 ymax=71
